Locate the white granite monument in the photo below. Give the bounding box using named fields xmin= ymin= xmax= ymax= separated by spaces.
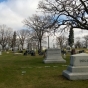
xmin=43 ymin=48 xmax=66 ymax=63
xmin=63 ymin=53 xmax=88 ymax=80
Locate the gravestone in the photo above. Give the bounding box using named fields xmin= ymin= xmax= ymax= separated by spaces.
xmin=0 ymin=45 xmax=2 ymax=55
xmin=19 ymin=44 xmax=22 ymax=51
xmin=13 ymin=47 xmax=18 ymax=53
xmin=6 ymin=44 xmax=9 ymax=51
xmin=43 ymin=48 xmax=66 ymax=63
xmin=63 ymin=53 xmax=88 ymax=80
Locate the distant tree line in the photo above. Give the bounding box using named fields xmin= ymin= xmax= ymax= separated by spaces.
xmin=0 ymin=0 xmax=88 ymax=51
xmin=23 ymin=0 xmax=88 ymax=51
xmin=0 ymin=24 xmax=36 ymax=51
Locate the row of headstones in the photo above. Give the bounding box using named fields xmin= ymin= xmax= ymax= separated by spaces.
xmin=0 ymin=44 xmax=22 ymax=51
xmin=43 ymin=48 xmax=88 ymax=80
xmin=0 ymin=44 xmax=42 ymax=56
xmin=0 ymin=44 xmax=23 ymax=56
xmin=0 ymin=44 xmax=88 ymax=80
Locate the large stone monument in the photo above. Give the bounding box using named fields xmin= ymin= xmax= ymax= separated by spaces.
xmin=63 ymin=53 xmax=88 ymax=80
xmin=43 ymin=48 xmax=66 ymax=63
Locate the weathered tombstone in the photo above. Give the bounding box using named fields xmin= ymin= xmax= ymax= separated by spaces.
xmin=6 ymin=44 xmax=9 ymax=51
xmin=0 ymin=51 xmax=1 ymax=55
xmin=0 ymin=45 xmax=2 ymax=55
xmin=43 ymin=48 xmax=66 ymax=63
xmin=13 ymin=47 xmax=18 ymax=53
xmin=18 ymin=44 xmax=23 ymax=53
xmin=19 ymin=44 xmax=22 ymax=51
xmin=63 ymin=53 xmax=66 ymax=58
xmin=63 ymin=53 xmax=88 ymax=80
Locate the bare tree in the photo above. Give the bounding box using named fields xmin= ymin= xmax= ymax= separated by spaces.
xmin=7 ymin=27 xmax=13 ymax=49
xmin=83 ymin=35 xmax=88 ymax=48
xmin=24 ymin=14 xmax=52 ymax=52
xmin=38 ymin=0 xmax=88 ymax=30
xmin=56 ymin=35 xmax=67 ymax=49
xmin=0 ymin=25 xmax=13 ymax=50
xmin=75 ymin=37 xmax=82 ymax=48
xmin=17 ymin=29 xmax=30 ymax=49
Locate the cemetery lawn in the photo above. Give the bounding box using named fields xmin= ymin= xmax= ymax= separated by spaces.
xmin=0 ymin=52 xmax=88 ymax=88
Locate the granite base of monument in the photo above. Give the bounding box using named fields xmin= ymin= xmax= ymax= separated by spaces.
xmin=63 ymin=53 xmax=88 ymax=80
xmin=43 ymin=48 xmax=66 ymax=63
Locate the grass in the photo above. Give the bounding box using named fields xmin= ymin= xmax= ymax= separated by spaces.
xmin=0 ymin=51 xmax=88 ymax=88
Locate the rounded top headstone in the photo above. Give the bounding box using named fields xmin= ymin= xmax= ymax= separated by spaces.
xmin=72 ymin=44 xmax=75 ymax=49
xmin=6 ymin=44 xmax=9 ymax=49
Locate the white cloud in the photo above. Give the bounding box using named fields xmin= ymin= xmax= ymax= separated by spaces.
xmin=73 ymin=28 xmax=88 ymax=38
xmin=0 ymin=0 xmax=88 ymax=40
xmin=0 ymin=0 xmax=40 ymax=30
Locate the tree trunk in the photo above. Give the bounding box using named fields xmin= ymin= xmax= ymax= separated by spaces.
xmin=39 ymin=39 xmax=42 ymax=52
xmin=37 ymin=41 xmax=40 ymax=50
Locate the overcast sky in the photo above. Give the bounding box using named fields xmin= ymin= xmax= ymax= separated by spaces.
xmin=0 ymin=0 xmax=88 ymax=44
xmin=0 ymin=0 xmax=41 ymax=30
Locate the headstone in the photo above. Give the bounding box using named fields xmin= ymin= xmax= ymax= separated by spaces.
xmin=6 ymin=44 xmax=9 ymax=51
xmin=63 ymin=53 xmax=88 ymax=80
xmin=63 ymin=54 xmax=66 ymax=58
xmin=0 ymin=51 xmax=1 ymax=55
xmin=13 ymin=47 xmax=18 ymax=53
xmin=0 ymin=45 xmax=2 ymax=55
xmin=43 ymin=48 xmax=66 ymax=63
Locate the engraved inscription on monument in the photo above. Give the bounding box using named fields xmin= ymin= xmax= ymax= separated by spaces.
xmin=43 ymin=48 xmax=66 ymax=63
xmin=80 ymin=59 xmax=88 ymax=62
xmin=63 ymin=53 xmax=88 ymax=80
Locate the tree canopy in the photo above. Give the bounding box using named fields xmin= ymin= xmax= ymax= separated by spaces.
xmin=38 ymin=0 xmax=88 ymax=30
